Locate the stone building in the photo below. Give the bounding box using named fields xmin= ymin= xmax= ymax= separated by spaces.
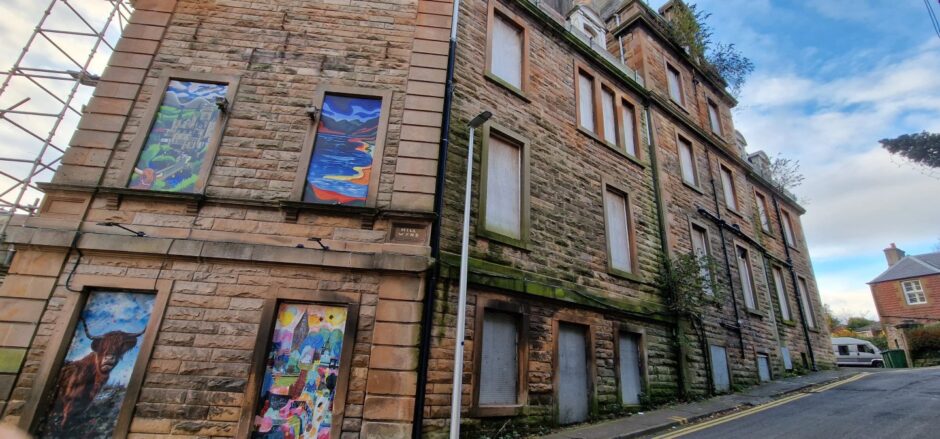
xmin=0 ymin=0 xmax=453 ymax=437
xmin=0 ymin=0 xmax=832 ymax=438
xmin=418 ymin=0 xmax=832 ymax=436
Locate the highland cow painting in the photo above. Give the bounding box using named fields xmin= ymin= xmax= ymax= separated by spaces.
xmin=252 ymin=303 xmax=349 ymax=439
xmin=129 ymin=80 xmax=228 ymax=193
xmin=303 ymin=94 xmax=382 ymax=205
xmin=37 ymin=291 xmax=155 ymax=439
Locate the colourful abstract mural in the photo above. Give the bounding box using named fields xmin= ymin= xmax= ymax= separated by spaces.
xmin=38 ymin=291 xmax=155 ymax=439
xmin=252 ymin=303 xmax=349 ymax=439
xmin=129 ymin=80 xmax=228 ymax=193
xmin=303 ymin=94 xmax=382 ymax=206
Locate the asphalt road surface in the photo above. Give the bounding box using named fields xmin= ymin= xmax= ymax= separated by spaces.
xmin=663 ymin=367 xmax=940 ymax=439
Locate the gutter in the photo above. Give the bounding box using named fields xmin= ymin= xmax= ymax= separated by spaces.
xmin=412 ymin=0 xmax=462 ymax=434
xmin=771 ymin=195 xmax=817 ymax=371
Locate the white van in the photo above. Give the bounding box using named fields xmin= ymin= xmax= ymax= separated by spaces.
xmin=831 ymin=337 xmax=884 ymax=367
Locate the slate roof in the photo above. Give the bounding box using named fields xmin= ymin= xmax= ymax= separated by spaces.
xmin=869 ymin=251 xmax=940 ymax=284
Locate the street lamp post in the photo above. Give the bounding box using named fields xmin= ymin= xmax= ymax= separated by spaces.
xmin=449 ymin=111 xmax=492 ymax=439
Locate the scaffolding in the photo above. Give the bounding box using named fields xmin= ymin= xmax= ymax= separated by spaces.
xmin=0 ymin=0 xmax=133 ymax=238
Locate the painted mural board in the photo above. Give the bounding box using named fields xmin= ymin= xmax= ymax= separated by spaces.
xmin=252 ymin=302 xmax=349 ymax=439
xmin=303 ymin=94 xmax=382 ymax=206
xmin=129 ymin=80 xmax=228 ymax=193
xmin=37 ymin=291 xmax=155 ymax=438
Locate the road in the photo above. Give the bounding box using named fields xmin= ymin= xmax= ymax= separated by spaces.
xmin=657 ymin=367 xmax=940 ymax=439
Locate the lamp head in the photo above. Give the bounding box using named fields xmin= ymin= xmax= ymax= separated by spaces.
xmin=468 ymin=111 xmax=492 ymax=128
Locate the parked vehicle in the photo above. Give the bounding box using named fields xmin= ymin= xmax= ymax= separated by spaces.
xmin=832 ymin=337 xmax=884 ymax=367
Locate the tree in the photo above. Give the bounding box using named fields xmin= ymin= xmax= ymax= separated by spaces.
xmin=880 ymin=131 xmax=940 ymax=168
xmin=767 ymin=153 xmax=805 ymax=193
xmin=822 ymin=304 xmax=841 ymax=330
xmin=663 ymin=1 xmax=754 ymax=97
xmin=846 ymin=316 xmax=876 ymax=332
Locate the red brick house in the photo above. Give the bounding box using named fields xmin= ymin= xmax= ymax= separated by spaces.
xmin=870 ymin=244 xmax=940 ymax=352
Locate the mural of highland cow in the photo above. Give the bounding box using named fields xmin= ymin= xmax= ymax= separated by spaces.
xmin=38 ymin=291 xmax=155 ymax=439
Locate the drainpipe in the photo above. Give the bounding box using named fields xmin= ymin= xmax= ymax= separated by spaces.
xmin=771 ymin=195 xmax=817 ymax=371
xmin=615 ymin=15 xmax=625 ymax=64
xmin=413 ymin=0 xmax=463 ymax=435
xmin=644 ymin=102 xmax=689 ymax=399
xmin=702 ymin=148 xmax=747 ymax=357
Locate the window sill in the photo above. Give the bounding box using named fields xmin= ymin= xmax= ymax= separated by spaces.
xmin=726 ymin=207 xmax=745 ymax=220
xmin=787 ymin=243 xmax=801 ymax=253
xmin=682 ymin=180 xmax=705 ymax=195
xmin=780 ymin=319 xmax=797 ymax=327
xmin=478 ymin=228 xmax=530 ymax=251
xmin=746 ymin=308 xmax=766 ymax=318
xmin=608 ymin=267 xmax=645 ymax=283
xmin=580 ymin=127 xmax=648 ymax=169
xmin=471 ymin=404 xmax=524 ymax=417
xmin=485 ymin=71 xmax=530 ymax=103
xmin=99 ymin=185 xmax=205 ymax=202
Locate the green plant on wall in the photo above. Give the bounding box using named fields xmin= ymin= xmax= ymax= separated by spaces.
xmin=655 ymin=252 xmax=724 ymax=395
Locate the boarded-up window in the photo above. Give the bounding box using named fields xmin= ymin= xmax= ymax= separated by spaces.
xmin=604 ymin=189 xmax=633 ymax=273
xmin=755 ymin=192 xmax=771 ymax=232
xmin=781 ymin=347 xmax=793 ymax=370
xmin=772 ymin=267 xmax=791 ymax=321
xmin=601 ymin=88 xmax=616 ymax=142
xmin=720 ymin=165 xmax=738 ymax=211
xmin=737 ymin=246 xmax=757 ymax=309
xmin=621 ymin=101 xmax=637 ymax=157
xmin=618 ymin=333 xmax=642 ymax=405
xmin=781 ymin=210 xmax=797 ymax=246
xmin=667 ymin=64 xmax=683 ymax=104
xmin=710 ymin=345 xmax=730 ymax=393
xmin=708 ymin=100 xmax=722 ymax=134
xmin=558 ymin=323 xmax=590 ymax=424
xmin=678 ymin=137 xmax=697 ymax=185
xmin=691 ymin=225 xmax=713 ymax=295
xmin=484 ymin=135 xmax=522 ymax=239
xmin=479 ymin=310 xmax=519 ymax=405
xmin=797 ymin=277 xmax=816 ymax=328
xmin=491 ymin=13 xmax=523 ymax=89
xmin=757 ymin=354 xmax=771 ymax=382
xmin=578 ymin=72 xmax=595 ymax=133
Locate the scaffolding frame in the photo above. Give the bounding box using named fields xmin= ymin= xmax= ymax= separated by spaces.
xmin=0 ymin=0 xmax=133 ymax=238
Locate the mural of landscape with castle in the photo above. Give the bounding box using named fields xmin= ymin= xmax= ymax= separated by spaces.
xmin=252 ymin=303 xmax=349 ymax=439
xmin=129 ymin=80 xmax=227 ymax=193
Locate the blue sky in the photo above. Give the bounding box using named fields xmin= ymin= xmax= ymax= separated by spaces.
xmin=649 ymin=0 xmax=940 ymax=318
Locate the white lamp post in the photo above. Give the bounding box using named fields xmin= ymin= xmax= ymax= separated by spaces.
xmin=449 ymin=111 xmax=492 ymax=439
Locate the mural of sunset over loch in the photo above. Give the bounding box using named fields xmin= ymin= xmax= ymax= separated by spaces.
xmin=303 ymin=94 xmax=382 ymax=206
xmin=38 ymin=291 xmax=154 ymax=439
xmin=129 ymin=80 xmax=227 ymax=193
xmin=252 ymin=303 xmax=349 ymax=439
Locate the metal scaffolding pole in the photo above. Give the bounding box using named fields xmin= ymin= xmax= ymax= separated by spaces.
xmin=0 ymin=0 xmax=133 ymax=238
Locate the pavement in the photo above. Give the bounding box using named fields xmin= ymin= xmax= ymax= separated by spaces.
xmin=537 ymin=367 xmax=863 ymax=439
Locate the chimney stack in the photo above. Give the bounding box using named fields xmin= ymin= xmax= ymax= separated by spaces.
xmin=884 ymin=243 xmax=905 ymax=267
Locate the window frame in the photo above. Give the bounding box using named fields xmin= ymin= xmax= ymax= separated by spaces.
xmin=676 ymin=134 xmax=700 ymax=188
xmin=771 ymin=265 xmax=792 ymax=321
xmin=719 ymin=163 xmax=740 ymax=213
xmin=602 ymin=181 xmax=639 ymax=279
xmin=754 ymin=191 xmax=773 ymax=234
xmin=289 ymin=85 xmax=393 ymax=208
xmin=237 ymin=290 xmax=360 ymax=438
xmin=485 ymin=2 xmax=530 ymax=98
xmin=781 ymin=209 xmax=800 ymax=249
xmin=118 ymin=70 xmax=240 ymax=195
xmin=735 ymin=243 xmax=758 ymax=310
xmin=901 ymin=279 xmax=927 ymax=305
xmin=797 ymin=276 xmax=817 ymax=329
xmin=612 ymin=323 xmax=648 ymax=407
xmin=477 ymin=123 xmax=531 ymax=249
xmin=689 ymin=219 xmax=714 ymax=296
xmin=665 ymin=62 xmax=685 ymax=106
xmin=619 ymin=96 xmax=642 ymax=160
xmin=18 ymin=277 xmax=173 ymax=437
xmin=707 ymin=98 xmax=722 ymax=135
xmin=574 ymin=63 xmax=646 ymax=165
xmin=471 ymin=296 xmax=529 ymax=417
xmin=575 ymin=65 xmax=599 ymax=136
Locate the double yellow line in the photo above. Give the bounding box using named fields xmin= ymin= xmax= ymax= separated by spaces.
xmin=654 ymin=373 xmax=870 ymax=439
